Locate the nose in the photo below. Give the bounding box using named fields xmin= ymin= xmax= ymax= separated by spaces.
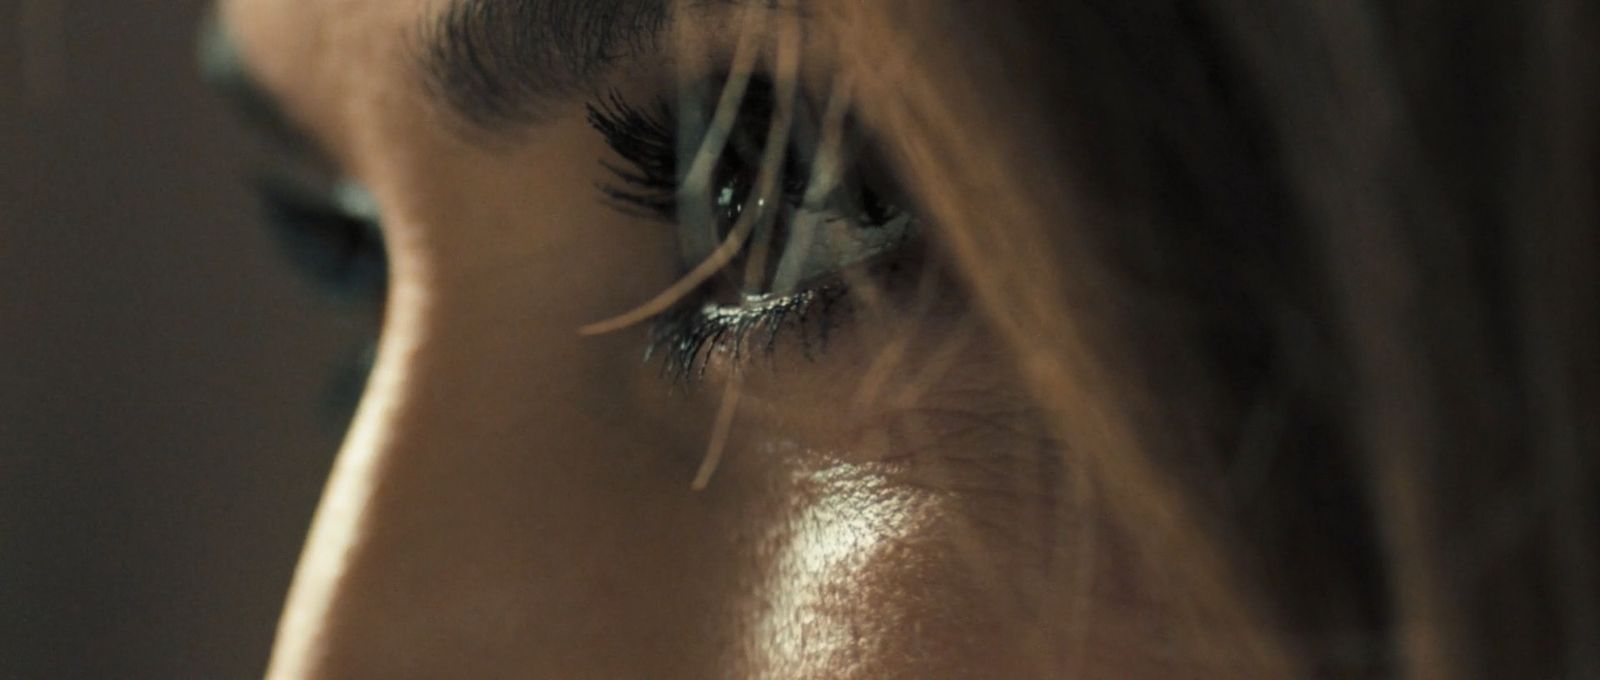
xmin=262 ymin=300 xmax=428 ymax=679
xmin=260 ymin=285 xmax=746 ymax=679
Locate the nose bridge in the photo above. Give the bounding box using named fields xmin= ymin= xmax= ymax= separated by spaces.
xmin=262 ymin=445 xmax=379 ymax=680
xmin=258 ymin=282 xmax=738 ymax=678
xmin=264 ymin=308 xmax=421 ymax=680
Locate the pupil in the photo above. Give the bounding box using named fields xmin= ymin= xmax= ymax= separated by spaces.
xmin=711 ymin=151 xmax=790 ymax=294
xmin=712 ymin=162 xmax=755 ymax=243
xmin=861 ymin=185 xmax=890 ymax=225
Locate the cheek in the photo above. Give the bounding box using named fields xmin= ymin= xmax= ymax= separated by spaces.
xmin=737 ymin=461 xmax=1049 ymax=679
xmin=711 ymin=343 xmax=1073 ymax=677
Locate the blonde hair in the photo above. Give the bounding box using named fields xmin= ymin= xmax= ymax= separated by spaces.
xmin=816 ymin=1 xmax=1600 ymax=678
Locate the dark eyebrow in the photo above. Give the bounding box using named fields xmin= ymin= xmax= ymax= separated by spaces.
xmin=421 ymin=0 xmax=730 ymax=132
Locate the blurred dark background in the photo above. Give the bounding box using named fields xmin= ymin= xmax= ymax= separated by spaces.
xmin=1 ymin=2 xmax=363 ymax=677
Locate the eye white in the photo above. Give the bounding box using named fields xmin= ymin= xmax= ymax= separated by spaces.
xmin=767 ymin=206 xmax=910 ymax=296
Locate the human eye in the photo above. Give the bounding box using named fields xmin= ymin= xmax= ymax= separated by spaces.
xmin=584 ymin=69 xmax=919 ymax=380
xmin=198 ymin=17 xmax=388 ymax=305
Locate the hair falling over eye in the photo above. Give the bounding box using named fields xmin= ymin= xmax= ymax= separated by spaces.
xmin=567 ymin=0 xmax=1600 ymax=675
xmin=582 ymin=3 xmax=924 ymax=384
xmin=816 ymin=1 xmax=1600 ymax=678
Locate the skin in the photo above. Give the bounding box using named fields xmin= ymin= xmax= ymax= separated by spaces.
xmin=221 ymin=0 xmax=1248 ymax=677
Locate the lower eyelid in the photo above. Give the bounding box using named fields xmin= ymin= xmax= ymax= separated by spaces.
xmin=647 ymin=284 xmax=849 ymax=382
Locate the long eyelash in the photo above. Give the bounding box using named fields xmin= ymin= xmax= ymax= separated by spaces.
xmin=586 ymin=91 xmax=678 ymax=220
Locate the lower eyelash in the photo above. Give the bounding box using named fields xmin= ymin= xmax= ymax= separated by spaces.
xmin=647 ymin=285 xmax=849 ymax=382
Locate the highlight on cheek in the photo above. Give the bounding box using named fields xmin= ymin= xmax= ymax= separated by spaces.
xmin=747 ymin=448 xmax=946 ymax=674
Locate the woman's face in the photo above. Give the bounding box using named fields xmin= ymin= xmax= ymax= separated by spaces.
xmin=221 ymin=0 xmax=1232 ymax=677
